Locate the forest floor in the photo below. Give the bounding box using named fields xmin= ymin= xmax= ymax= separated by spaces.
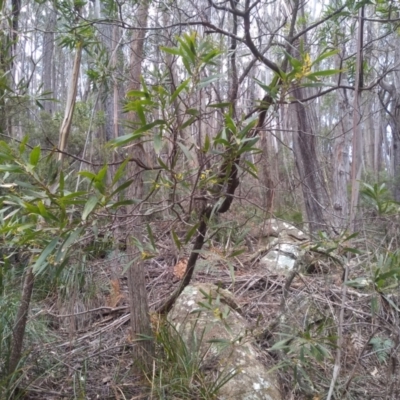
xmin=16 ymin=219 xmax=400 ymax=400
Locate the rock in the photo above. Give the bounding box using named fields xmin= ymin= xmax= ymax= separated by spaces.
xmin=168 ymin=283 xmax=282 ymax=400
xmin=260 ymin=243 xmax=301 ymax=274
xmin=258 ymin=220 xmax=307 ymax=275
xmin=259 ymin=219 xmax=307 ymax=242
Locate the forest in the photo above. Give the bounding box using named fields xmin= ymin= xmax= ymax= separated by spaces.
xmin=1 ymin=0 xmax=400 ymax=398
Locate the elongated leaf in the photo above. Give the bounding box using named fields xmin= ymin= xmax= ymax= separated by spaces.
xmin=207 ymin=102 xmax=231 ymax=108
xmin=19 ymin=136 xmax=29 ymax=154
xmin=79 ymin=171 xmax=97 ymax=181
xmin=307 ymin=69 xmax=341 ymax=78
xmin=126 ymin=90 xmax=149 ymax=98
xmin=313 ymin=49 xmax=339 ymax=65
xmin=97 ymin=164 xmax=108 ymax=183
xmin=203 ymin=133 xmax=210 ymax=153
xmin=185 ymin=223 xmax=199 ymax=244
xmin=0 ymin=164 xmax=24 ymax=173
xmin=59 ymin=191 xmax=87 ymax=200
xmin=157 ymin=156 xmax=169 ymax=170
xmin=153 ymin=132 xmax=163 ymax=154
xmin=33 ymin=238 xmax=59 ymax=275
xmin=109 ymin=199 xmax=140 ymax=208
xmin=229 ymin=249 xmax=246 ymax=258
xmin=171 ymin=230 xmax=182 ymax=251
xmin=170 ymin=78 xmax=190 ymax=104
xmin=110 ymin=179 xmax=134 ymax=198
xmin=238 ymin=118 xmax=257 ymax=139
xmin=186 ymin=108 xmax=199 ymax=116
xmin=145 ymin=224 xmax=157 ymax=252
xmin=181 ymin=116 xmax=197 ymax=130
xmin=178 ymin=142 xmax=193 ymax=161
xmin=29 ymin=146 xmax=41 ymax=166
xmin=82 ymin=196 xmax=98 ymax=221
xmin=198 ymin=74 xmax=225 ymax=88
xmin=110 ymin=120 xmax=166 ymax=148
xmin=112 ymin=159 xmax=129 ymax=186
xmin=160 ymin=46 xmax=181 ymax=56
xmin=37 ymin=200 xmax=50 ymax=219
xmin=302 ymin=82 xmax=332 ymax=88
xmin=56 ymin=227 xmax=84 ymax=263
xmin=109 ymin=131 xmax=144 ymax=147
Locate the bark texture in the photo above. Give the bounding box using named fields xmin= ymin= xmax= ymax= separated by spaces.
xmin=126 ymin=0 xmax=154 ymax=370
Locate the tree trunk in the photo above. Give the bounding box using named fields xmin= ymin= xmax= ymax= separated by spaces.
xmin=8 ymin=267 xmax=34 ymax=375
xmin=349 ymin=6 xmax=364 ymax=231
xmin=292 ymin=87 xmax=331 ymax=235
xmin=126 ymin=0 xmax=154 ymax=371
xmin=42 ymin=6 xmax=56 ymax=114
xmin=58 ymin=42 xmax=82 ymax=162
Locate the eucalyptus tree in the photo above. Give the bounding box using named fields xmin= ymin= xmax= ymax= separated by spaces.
xmin=125 ymin=0 xmax=154 ymax=369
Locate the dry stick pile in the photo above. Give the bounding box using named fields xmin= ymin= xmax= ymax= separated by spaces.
xmin=23 ymin=248 xmax=400 ymax=400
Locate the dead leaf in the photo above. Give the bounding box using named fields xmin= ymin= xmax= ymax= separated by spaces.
xmin=371 ymin=367 xmax=378 ymax=377
xmin=108 ymin=279 xmax=124 ymax=307
xmin=173 ymin=258 xmax=188 ymax=279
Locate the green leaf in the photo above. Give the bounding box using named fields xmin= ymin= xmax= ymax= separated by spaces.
xmin=147 ymin=224 xmax=157 ymax=252
xmin=186 ymin=108 xmax=200 ymax=116
xmin=170 ymin=78 xmax=190 ymax=104
xmin=109 ymin=199 xmax=140 ymax=208
xmin=307 ymin=69 xmax=341 ymax=78
xmin=29 ymin=146 xmax=41 ymax=166
xmin=126 ymin=90 xmax=149 ymax=98
xmin=160 ymin=46 xmax=181 ymax=56
xmin=238 ymin=118 xmax=258 ymax=139
xmin=157 ymin=157 xmax=169 ymax=170
xmin=185 ymin=223 xmax=199 ymax=244
xmin=178 ymin=142 xmax=194 ymax=161
xmin=198 ymin=74 xmax=224 ymax=88
xmin=0 ymin=164 xmax=24 ymax=173
xmin=270 ymin=336 xmax=293 ymax=351
xmin=313 ymin=49 xmax=339 ymax=65
xmin=301 ymin=82 xmax=333 ymax=88
xmin=110 ymin=179 xmax=134 ymax=198
xmin=181 ymin=116 xmax=197 ymax=130
xmin=342 ymin=247 xmax=361 ymax=254
xmin=79 ymin=171 xmax=97 ymax=181
xmin=82 ymin=196 xmax=98 ymax=221
xmin=171 ymin=230 xmax=182 ymax=251
xmin=59 ymin=170 xmax=65 ymax=194
xmin=19 ymin=136 xmax=29 ymax=154
xmin=32 ymin=238 xmax=59 ymax=275
xmin=229 ymin=249 xmax=246 ymax=258
xmin=207 ymin=102 xmax=231 ymax=108
xmin=110 ymin=120 xmax=166 ymax=147
xmin=376 ymin=268 xmax=400 ymax=281
xmin=112 ymin=159 xmax=129 ymax=186
xmin=153 ymin=132 xmax=163 ymax=154
xmin=97 ymin=164 xmax=108 ymax=183
xmin=37 ymin=200 xmax=51 ymax=220
xmin=56 ymin=227 xmax=84 ymax=263
xmin=59 ymin=191 xmax=87 ymax=200
xmin=203 ymin=133 xmax=210 ymax=153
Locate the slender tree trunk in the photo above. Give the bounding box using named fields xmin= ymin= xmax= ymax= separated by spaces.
xmin=8 ymin=267 xmax=34 ymax=375
xmin=292 ymin=87 xmax=332 ymax=235
xmin=349 ymin=6 xmax=364 ymax=230
xmin=58 ymin=42 xmax=82 ymax=161
xmin=332 ymin=87 xmax=352 ymax=230
xmin=126 ymin=0 xmax=154 ymax=371
xmin=42 ymin=5 xmax=56 ymax=114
